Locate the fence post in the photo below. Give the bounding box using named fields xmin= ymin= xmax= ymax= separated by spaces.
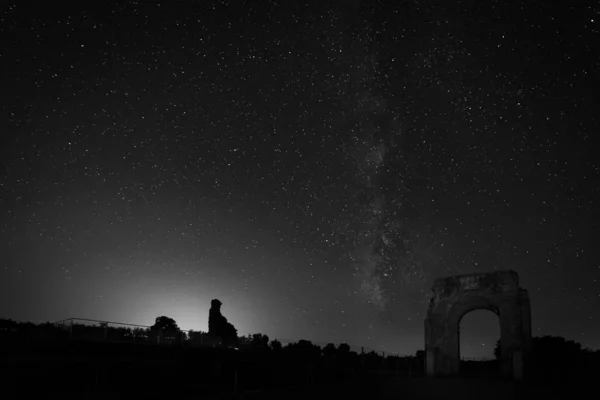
xmin=69 ymin=320 xmax=73 ymax=339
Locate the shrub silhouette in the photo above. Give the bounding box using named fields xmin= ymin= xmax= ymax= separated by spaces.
xmin=494 ymin=335 xmax=583 ymax=362
xmin=493 ymin=335 xmax=600 ymax=380
xmin=270 ymin=339 xmax=282 ymax=351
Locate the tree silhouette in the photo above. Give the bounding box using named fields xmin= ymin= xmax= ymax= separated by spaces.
xmin=338 ymin=343 xmax=351 ymax=353
xmin=150 ymin=316 xmax=180 ymax=332
xmin=270 ymin=339 xmax=282 ymax=351
xmin=289 ymin=340 xmax=322 ymax=363
xmin=251 ymin=333 xmax=269 ymax=349
xmin=323 ymin=343 xmax=337 ymax=357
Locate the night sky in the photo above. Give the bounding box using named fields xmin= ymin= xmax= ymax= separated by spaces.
xmin=1 ymin=1 xmax=598 ymax=358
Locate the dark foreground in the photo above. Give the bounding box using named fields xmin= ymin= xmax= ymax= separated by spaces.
xmin=1 ymin=339 xmax=592 ymax=399
xmin=2 ymin=366 xmax=585 ymax=400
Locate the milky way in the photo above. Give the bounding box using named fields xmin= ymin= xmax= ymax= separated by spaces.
xmin=330 ymin=22 xmax=437 ymax=312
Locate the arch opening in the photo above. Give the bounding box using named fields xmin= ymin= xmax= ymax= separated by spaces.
xmin=459 ymin=309 xmax=501 ymax=378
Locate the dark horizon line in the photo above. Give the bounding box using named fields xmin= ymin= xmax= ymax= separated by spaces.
xmin=3 ymin=315 xmax=409 ymax=356
xmin=10 ymin=315 xmax=598 ymax=354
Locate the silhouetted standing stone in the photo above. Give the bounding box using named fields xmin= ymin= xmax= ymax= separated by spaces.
xmin=208 ymin=299 xmax=223 ymax=335
xmin=208 ymin=299 xmax=238 ymax=347
xmin=424 ymin=270 xmax=532 ymax=379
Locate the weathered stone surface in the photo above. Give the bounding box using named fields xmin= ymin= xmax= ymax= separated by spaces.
xmin=424 ymin=270 xmax=532 ymax=379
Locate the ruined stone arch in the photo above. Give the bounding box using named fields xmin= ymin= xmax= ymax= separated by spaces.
xmin=424 ymin=270 xmax=532 ymax=379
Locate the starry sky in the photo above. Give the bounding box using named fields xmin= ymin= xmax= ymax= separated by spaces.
xmin=1 ymin=1 xmax=599 ymax=358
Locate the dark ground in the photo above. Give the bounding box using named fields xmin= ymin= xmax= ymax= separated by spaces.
xmin=0 ymin=377 xmax=581 ymax=400
xmin=1 ymin=363 xmax=581 ymax=400
xmin=0 ymin=338 xmax=589 ymax=399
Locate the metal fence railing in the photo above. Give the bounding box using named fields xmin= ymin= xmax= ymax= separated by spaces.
xmin=51 ymin=317 xmax=222 ymax=347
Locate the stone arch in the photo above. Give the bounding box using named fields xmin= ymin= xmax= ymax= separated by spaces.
xmin=424 ymin=270 xmax=532 ymax=379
